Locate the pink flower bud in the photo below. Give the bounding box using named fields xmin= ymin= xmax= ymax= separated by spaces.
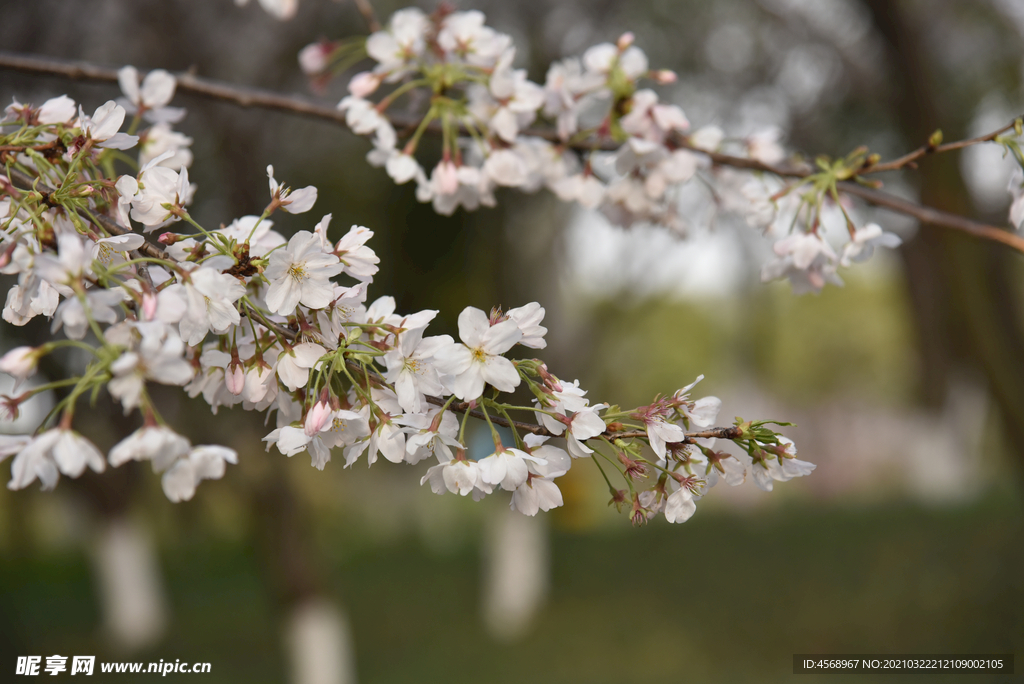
xmin=617 ymin=32 xmax=635 ymax=51
xmin=0 ymin=346 xmax=39 ymax=389
xmin=141 ymin=293 xmax=158 ymax=320
xmin=299 ymin=41 xmax=335 ymax=76
xmin=304 ymin=401 xmax=333 ymax=436
xmin=434 ymin=161 xmax=459 ymax=195
xmin=348 ymin=71 xmax=381 ymax=98
xmin=226 ymin=364 xmax=245 ymax=395
xmin=653 ymin=69 xmax=677 ymax=84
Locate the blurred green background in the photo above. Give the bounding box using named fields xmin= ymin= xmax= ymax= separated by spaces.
xmin=0 ymin=0 xmax=1022 ymax=681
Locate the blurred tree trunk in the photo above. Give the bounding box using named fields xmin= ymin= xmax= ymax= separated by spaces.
xmin=863 ymin=0 xmax=1024 ymax=472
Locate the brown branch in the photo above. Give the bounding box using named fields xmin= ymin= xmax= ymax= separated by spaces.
xmin=862 ymin=119 xmax=1021 ymax=174
xmin=838 ymin=182 xmax=1024 ymax=253
xmin=350 ymin=0 xmax=381 ymax=33
xmin=0 ymin=51 xmax=354 ymax=127
xmin=0 ymin=55 xmax=757 ymax=466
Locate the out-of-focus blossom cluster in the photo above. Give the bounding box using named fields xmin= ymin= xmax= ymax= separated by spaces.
xmin=294 ymin=6 xmax=909 ymax=295
xmin=0 ymin=76 xmax=811 ymax=520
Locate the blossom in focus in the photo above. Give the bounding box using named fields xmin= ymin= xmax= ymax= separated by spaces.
xmin=76 ymin=101 xmax=138 ymax=151
xmin=267 ymin=165 xmax=317 ymax=214
xmin=264 ymin=229 xmax=343 ymax=315
xmin=436 ymin=306 xmax=522 ymax=401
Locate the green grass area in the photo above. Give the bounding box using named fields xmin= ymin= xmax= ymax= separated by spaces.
xmin=0 ymin=499 xmax=1020 ymax=683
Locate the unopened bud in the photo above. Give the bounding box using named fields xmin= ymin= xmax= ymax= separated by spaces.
xmin=652 ymin=69 xmax=677 ymax=84
xmin=304 ymin=401 xmax=333 ymax=436
xmin=158 ymin=232 xmax=183 ymax=245
xmin=348 ymin=71 xmax=381 ymax=98
xmin=928 ymin=129 xmax=943 ymax=149
xmin=617 ymin=32 xmax=635 ymax=51
xmin=299 ymin=40 xmax=337 ymax=76
xmin=0 ymin=241 xmax=18 ymax=269
xmin=618 ymin=452 xmax=648 ymax=480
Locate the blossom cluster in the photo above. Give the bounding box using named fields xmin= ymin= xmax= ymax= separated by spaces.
xmin=0 ymin=77 xmax=812 ymax=521
xmin=297 ymin=6 xmax=909 ymax=295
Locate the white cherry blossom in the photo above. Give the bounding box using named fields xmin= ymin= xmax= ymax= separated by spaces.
xmin=435 ymin=306 xmax=522 ymax=401
xmin=264 ymin=229 xmax=343 ymax=315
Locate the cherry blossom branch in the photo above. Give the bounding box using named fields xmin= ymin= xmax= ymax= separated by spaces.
xmin=4 ymin=161 xmax=732 ymax=447
xmin=3 ymin=51 xmax=1018 ymax=255
xmin=237 ymin=299 xmax=731 ymax=443
xmin=4 ymin=166 xmax=171 ymax=260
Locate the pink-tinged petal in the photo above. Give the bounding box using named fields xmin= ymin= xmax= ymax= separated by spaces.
xmin=225 ymin=365 xmax=245 ymax=395
xmin=304 ymin=402 xmax=333 ymax=436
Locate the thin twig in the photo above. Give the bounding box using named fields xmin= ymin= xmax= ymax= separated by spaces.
xmin=351 ymin=0 xmax=381 ymax=33
xmin=862 ymin=121 xmax=1020 ymax=174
